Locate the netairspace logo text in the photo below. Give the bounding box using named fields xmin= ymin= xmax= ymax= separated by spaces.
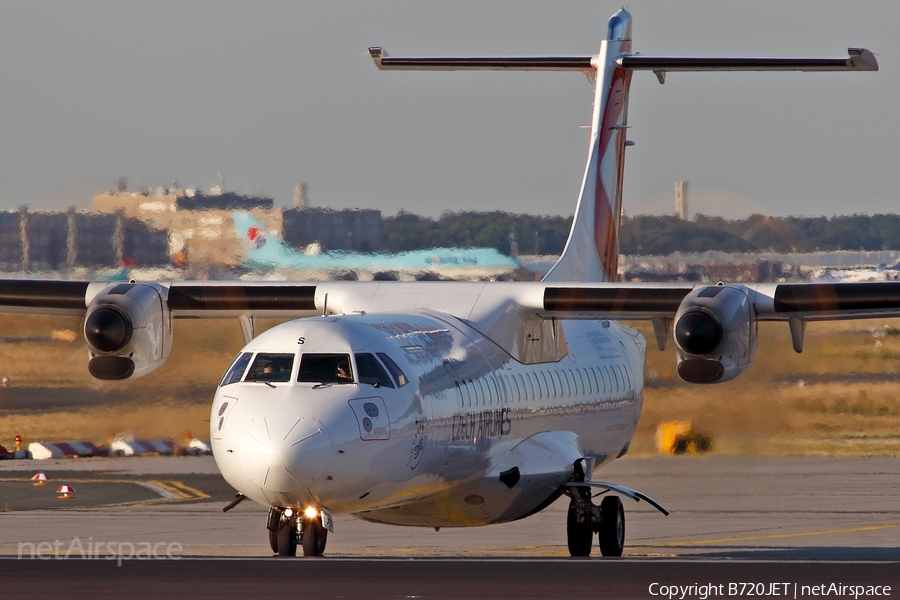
xmin=18 ymin=537 xmax=182 ymax=567
xmin=648 ymin=582 xmax=893 ymax=600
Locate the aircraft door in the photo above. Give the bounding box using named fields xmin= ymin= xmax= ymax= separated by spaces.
xmin=353 ymin=353 xmax=401 ymax=439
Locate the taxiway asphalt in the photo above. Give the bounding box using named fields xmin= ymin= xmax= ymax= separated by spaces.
xmin=1 ymin=455 xmax=898 ymax=560
xmin=2 ymin=557 xmax=899 ymax=599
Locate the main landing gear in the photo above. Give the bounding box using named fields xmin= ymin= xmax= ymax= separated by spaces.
xmin=563 ymin=459 xmax=670 ymax=558
xmin=566 ymin=489 xmax=625 ymax=557
xmin=267 ymin=506 xmax=328 ymax=557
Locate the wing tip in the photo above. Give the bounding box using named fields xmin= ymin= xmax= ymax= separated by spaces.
xmin=848 ymin=47 xmax=879 ymax=71
xmin=369 ymin=46 xmax=387 ymax=69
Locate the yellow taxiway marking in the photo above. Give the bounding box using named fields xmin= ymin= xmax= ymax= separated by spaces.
xmin=168 ymin=480 xmax=211 ymax=500
xmin=641 ymin=523 xmax=900 ymax=547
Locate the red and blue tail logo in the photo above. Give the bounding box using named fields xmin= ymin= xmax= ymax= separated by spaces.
xmin=247 ymin=227 xmax=267 ymax=250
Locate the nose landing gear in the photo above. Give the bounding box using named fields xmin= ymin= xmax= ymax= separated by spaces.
xmin=267 ymin=506 xmax=328 ymax=557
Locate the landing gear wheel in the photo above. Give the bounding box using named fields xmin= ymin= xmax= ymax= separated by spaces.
xmin=598 ymin=495 xmax=625 ymax=557
xmin=269 ymin=528 xmax=278 ymax=554
xmin=267 ymin=508 xmax=281 ymax=554
xmin=302 ymin=517 xmax=328 ymax=556
xmin=566 ymin=503 xmax=593 ymax=557
xmin=276 ymin=521 xmax=298 ymax=557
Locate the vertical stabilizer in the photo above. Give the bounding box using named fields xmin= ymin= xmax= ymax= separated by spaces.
xmin=369 ymin=10 xmax=876 ymax=285
xmin=544 ymin=9 xmax=633 ymax=283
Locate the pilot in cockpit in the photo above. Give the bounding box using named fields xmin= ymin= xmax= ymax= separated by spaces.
xmin=335 ymin=363 xmax=351 ymax=382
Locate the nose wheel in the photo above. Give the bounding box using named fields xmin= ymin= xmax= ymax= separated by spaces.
xmin=267 ymin=507 xmax=282 ymax=554
xmin=301 ymin=516 xmax=327 ymax=556
xmin=276 ymin=518 xmax=298 ymax=556
xmin=266 ymin=507 xmax=328 ymax=557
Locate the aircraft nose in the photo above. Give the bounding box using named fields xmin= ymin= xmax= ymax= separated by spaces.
xmin=235 ymin=412 xmax=332 ymax=493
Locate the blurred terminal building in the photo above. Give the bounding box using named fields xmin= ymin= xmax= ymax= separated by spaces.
xmin=0 ymin=182 xmax=382 ymax=272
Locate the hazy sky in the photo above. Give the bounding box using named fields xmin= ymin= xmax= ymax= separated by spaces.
xmin=1 ymin=1 xmax=897 ymax=219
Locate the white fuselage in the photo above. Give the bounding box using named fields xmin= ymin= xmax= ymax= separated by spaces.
xmin=210 ymin=311 xmax=645 ymax=527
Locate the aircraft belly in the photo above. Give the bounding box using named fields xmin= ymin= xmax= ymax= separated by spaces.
xmin=353 ymin=430 xmax=582 ymax=527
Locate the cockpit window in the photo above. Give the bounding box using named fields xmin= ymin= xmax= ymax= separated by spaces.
xmin=298 ymin=353 xmax=353 ymax=384
xmin=245 ymin=353 xmax=295 ymax=383
xmin=376 ymin=352 xmax=408 ymax=387
xmin=355 ymin=353 xmax=394 ymax=388
xmin=220 ymin=352 xmax=252 ymax=387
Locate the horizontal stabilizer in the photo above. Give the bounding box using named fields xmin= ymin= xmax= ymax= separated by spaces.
xmin=369 ymin=47 xmax=593 ymax=72
xmin=619 ymin=48 xmax=878 ymax=73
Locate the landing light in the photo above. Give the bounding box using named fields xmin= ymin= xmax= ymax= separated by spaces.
xmin=283 ymin=508 xmax=293 ymax=518
xmin=304 ymin=506 xmax=319 ymax=520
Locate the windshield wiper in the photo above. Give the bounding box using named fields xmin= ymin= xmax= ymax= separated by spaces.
xmin=248 ymin=379 xmax=276 ymax=388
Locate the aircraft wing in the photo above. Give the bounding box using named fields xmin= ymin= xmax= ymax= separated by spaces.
xmin=0 ymin=280 xmax=319 ymax=318
xmin=5 ymin=279 xmax=900 ymax=322
xmin=3 ymin=278 xmax=900 ymax=380
xmin=536 ymin=282 xmax=900 ymax=322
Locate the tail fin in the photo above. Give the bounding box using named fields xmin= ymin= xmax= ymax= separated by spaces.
xmin=370 ymin=11 xmax=877 ymax=283
xmin=544 ymin=9 xmax=632 ymax=283
xmin=232 ymin=212 xmax=301 ymax=268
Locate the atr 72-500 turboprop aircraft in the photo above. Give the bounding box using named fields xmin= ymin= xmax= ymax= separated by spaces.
xmin=0 ymin=9 xmax=886 ymax=557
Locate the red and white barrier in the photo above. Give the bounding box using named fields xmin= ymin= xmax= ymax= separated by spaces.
xmin=29 ymin=441 xmax=104 ymax=460
xmin=109 ymin=438 xmax=175 ymax=457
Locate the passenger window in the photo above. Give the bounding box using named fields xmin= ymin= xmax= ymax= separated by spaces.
xmin=551 ymin=371 xmax=562 ymax=397
xmin=377 ymin=352 xmax=408 ymax=387
xmin=220 ymin=352 xmax=252 ymax=387
xmin=464 ymin=380 xmax=473 ymax=406
xmin=622 ymin=365 xmax=632 ymax=390
xmin=577 ymin=369 xmax=587 ymax=395
xmin=298 ymin=353 xmax=353 ymax=384
xmin=245 ymin=353 xmax=294 ymax=383
xmin=600 ymin=367 xmax=610 ymax=393
xmin=484 ymin=378 xmax=493 ymax=404
xmin=355 ymin=353 xmax=394 ymax=388
xmin=523 ymin=374 xmax=534 ymax=400
xmin=590 ymin=368 xmax=600 ymax=394
xmin=619 ymin=365 xmax=629 ymax=390
xmin=475 ymin=377 xmax=487 ymax=404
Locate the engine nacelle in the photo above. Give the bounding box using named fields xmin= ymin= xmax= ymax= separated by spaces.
xmin=672 ymin=285 xmax=757 ymax=384
xmin=83 ymin=283 xmax=172 ymax=380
